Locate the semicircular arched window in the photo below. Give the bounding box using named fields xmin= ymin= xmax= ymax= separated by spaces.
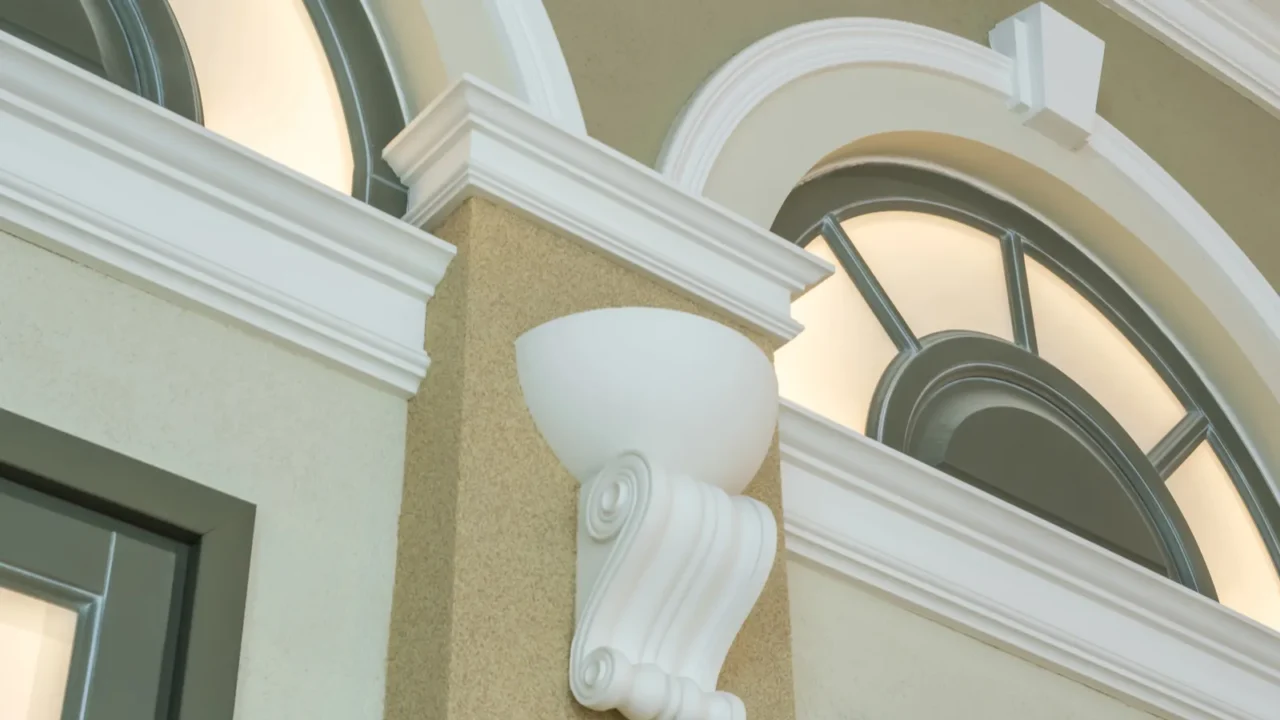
xmin=0 ymin=0 xmax=408 ymax=215
xmin=774 ymin=163 xmax=1280 ymax=629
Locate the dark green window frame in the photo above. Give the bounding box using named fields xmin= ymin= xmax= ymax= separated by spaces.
xmin=773 ymin=163 xmax=1280 ymax=599
xmin=0 ymin=407 xmax=254 ymax=720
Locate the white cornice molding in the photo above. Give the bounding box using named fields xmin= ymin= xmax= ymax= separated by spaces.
xmin=779 ymin=400 xmax=1280 ymax=720
xmin=1101 ymin=0 xmax=1280 ymax=119
xmin=0 ymin=33 xmax=455 ymax=397
xmin=658 ymin=18 xmax=1013 ymax=194
xmin=383 ymin=76 xmax=832 ymax=342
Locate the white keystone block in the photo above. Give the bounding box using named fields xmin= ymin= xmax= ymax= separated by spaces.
xmin=990 ymin=3 xmax=1105 ymax=149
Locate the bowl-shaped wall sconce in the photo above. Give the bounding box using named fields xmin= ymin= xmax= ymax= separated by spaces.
xmin=517 ymin=307 xmax=779 ymax=720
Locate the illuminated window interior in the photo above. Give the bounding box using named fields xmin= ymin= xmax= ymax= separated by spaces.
xmin=168 ymin=0 xmax=354 ymax=193
xmin=777 ymin=238 xmax=898 ymax=434
xmin=1167 ymin=443 xmax=1280 ymax=628
xmin=0 ymin=587 xmax=76 ymax=720
xmin=844 ymin=212 xmax=1013 ymax=343
xmin=1024 ymin=256 xmax=1183 ymax=452
xmin=775 ymin=200 xmax=1280 ymax=630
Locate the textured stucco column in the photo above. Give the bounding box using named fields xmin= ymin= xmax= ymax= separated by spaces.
xmin=384 ymin=197 xmax=796 ymax=719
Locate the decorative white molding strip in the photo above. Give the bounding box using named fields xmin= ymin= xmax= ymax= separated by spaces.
xmin=990 ymin=3 xmax=1106 ymax=149
xmin=1086 ymin=119 xmax=1280 ymax=380
xmin=657 ymin=18 xmax=1013 ymax=195
xmin=779 ymin=400 xmax=1280 ymax=720
xmin=0 ymin=33 xmax=455 ymax=397
xmin=661 ymin=3 xmax=1280 ymax=192
xmin=485 ymin=0 xmax=587 ymax=135
xmin=384 ymin=76 xmax=832 ymax=342
xmin=1100 ymin=0 xmax=1280 ymax=121
xmin=516 ymin=308 xmax=780 ymax=720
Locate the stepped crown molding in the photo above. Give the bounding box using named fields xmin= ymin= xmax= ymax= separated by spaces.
xmin=1101 ymin=0 xmax=1280 ymax=120
xmin=384 ymin=76 xmax=832 ymax=342
xmin=0 ymin=33 xmax=455 ymax=397
xmin=779 ymin=400 xmax=1280 ymax=720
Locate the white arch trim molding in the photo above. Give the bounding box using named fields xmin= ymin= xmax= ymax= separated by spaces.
xmin=655 ymin=12 xmax=1280 ymax=457
xmin=656 ymin=10 xmax=1280 ymax=720
xmin=484 ymin=0 xmax=587 ymax=135
xmin=659 ymin=18 xmax=1012 ymax=192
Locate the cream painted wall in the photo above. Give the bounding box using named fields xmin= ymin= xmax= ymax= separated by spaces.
xmin=788 ymin=557 xmax=1157 ymax=720
xmin=0 ymin=231 xmax=408 ymax=720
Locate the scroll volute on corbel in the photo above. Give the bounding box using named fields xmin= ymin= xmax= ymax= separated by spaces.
xmin=516 ymin=307 xmax=779 ymax=720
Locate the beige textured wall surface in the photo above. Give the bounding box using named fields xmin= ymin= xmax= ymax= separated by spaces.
xmin=386 ymin=198 xmax=795 ymax=719
xmin=541 ymin=0 xmax=1280 ymax=289
xmin=788 ymin=558 xmax=1159 ymax=720
xmin=0 ymin=231 xmax=409 ymax=720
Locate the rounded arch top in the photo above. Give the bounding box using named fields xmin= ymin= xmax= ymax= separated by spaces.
xmin=364 ymin=0 xmax=585 ymax=133
xmin=654 ymin=14 xmax=1280 ymax=558
xmin=656 ymin=17 xmax=1012 ymax=195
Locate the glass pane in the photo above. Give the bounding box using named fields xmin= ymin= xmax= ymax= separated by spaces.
xmin=841 ymin=212 xmax=1014 ymax=343
xmin=1167 ymin=443 xmax=1280 ymax=629
xmin=778 ymin=238 xmax=900 ymax=433
xmin=0 ymin=587 xmax=77 ymax=720
xmin=168 ymin=0 xmax=354 ymax=193
xmin=1025 ymin=257 xmax=1184 ymax=451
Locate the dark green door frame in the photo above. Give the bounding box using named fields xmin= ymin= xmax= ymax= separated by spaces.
xmin=0 ymin=408 xmax=254 ymax=720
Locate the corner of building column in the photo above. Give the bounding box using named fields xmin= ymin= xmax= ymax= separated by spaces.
xmin=383 ymin=76 xmax=819 ymax=719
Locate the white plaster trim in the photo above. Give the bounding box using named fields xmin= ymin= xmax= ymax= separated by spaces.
xmin=779 ymin=400 xmax=1280 ymax=720
xmin=656 ymin=12 xmax=1280 ymax=422
xmin=1100 ymin=0 xmax=1280 ymax=120
xmin=989 ymin=3 xmax=1106 ymax=149
xmin=384 ymin=76 xmax=832 ymax=342
xmin=658 ymin=18 xmax=1013 ymax=195
xmin=0 ymin=33 xmax=455 ymax=397
xmin=485 ymin=0 xmax=587 ymax=135
xmin=1086 ymin=119 xmax=1280 ymax=400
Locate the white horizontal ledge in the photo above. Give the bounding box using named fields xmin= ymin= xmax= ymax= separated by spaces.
xmin=778 ymin=400 xmax=1280 ymax=720
xmin=0 ymin=33 xmax=456 ymax=397
xmin=384 ymin=76 xmax=832 ymax=342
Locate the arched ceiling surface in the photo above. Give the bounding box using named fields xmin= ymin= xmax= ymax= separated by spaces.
xmin=541 ymin=0 xmax=1280 ymax=292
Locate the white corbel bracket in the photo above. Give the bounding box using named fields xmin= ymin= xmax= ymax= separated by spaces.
xmin=572 ymin=452 xmax=774 ymax=720
xmin=990 ymin=3 xmax=1106 ymax=149
xmin=516 ymin=307 xmax=780 ymax=720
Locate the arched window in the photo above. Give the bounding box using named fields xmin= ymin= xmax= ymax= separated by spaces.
xmin=0 ymin=0 xmax=200 ymax=120
xmin=774 ymin=163 xmax=1280 ymax=626
xmin=0 ymin=0 xmax=407 ymax=215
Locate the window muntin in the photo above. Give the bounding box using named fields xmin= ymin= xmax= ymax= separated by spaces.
xmin=776 ymin=238 xmax=898 ymax=434
xmin=1168 ymin=442 xmax=1280 ymax=627
xmin=1025 ymin=255 xmax=1184 ymax=452
xmin=843 ymin=211 xmax=1014 ymax=344
xmin=774 ymin=164 xmax=1280 ymax=629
